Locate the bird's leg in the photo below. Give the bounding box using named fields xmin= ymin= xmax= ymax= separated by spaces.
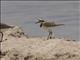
xmin=47 ymin=32 xmax=50 ymax=40
xmin=52 ymin=31 xmax=55 ymax=39
xmin=47 ymin=33 xmax=49 ymax=40
xmin=47 ymin=30 xmax=52 ymax=40
xmin=49 ymin=31 xmax=52 ymax=39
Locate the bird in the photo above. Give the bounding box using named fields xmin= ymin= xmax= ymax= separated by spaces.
xmin=35 ymin=17 xmax=64 ymax=40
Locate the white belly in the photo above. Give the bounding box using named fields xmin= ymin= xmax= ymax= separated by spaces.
xmin=41 ymin=26 xmax=53 ymax=32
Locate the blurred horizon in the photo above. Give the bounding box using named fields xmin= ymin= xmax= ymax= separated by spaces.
xmin=1 ymin=1 xmax=80 ymax=41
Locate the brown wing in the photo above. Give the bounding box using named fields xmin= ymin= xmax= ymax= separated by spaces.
xmin=43 ymin=22 xmax=56 ymax=27
xmin=43 ymin=22 xmax=64 ymax=27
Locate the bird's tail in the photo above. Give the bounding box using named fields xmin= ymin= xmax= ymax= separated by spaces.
xmin=54 ymin=24 xmax=64 ymax=26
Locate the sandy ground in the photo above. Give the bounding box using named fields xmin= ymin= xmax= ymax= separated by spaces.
xmin=0 ymin=25 xmax=80 ymax=60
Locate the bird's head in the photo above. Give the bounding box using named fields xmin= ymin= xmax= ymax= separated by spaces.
xmin=35 ymin=20 xmax=45 ymax=24
xmin=35 ymin=17 xmax=45 ymax=24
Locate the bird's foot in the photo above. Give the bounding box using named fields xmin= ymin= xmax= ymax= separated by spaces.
xmin=52 ymin=36 xmax=55 ymax=39
xmin=50 ymin=36 xmax=52 ymax=39
xmin=47 ymin=36 xmax=52 ymax=40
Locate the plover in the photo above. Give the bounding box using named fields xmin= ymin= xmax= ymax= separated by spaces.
xmin=35 ymin=18 xmax=64 ymax=40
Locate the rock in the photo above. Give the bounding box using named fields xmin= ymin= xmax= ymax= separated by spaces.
xmin=0 ymin=23 xmax=14 ymax=32
xmin=0 ymin=25 xmax=80 ymax=60
xmin=4 ymin=26 xmax=26 ymax=38
xmin=0 ymin=32 xmax=3 ymax=42
xmin=1 ymin=37 xmax=80 ymax=60
xmin=1 ymin=26 xmax=28 ymax=42
xmin=4 ymin=48 xmax=24 ymax=60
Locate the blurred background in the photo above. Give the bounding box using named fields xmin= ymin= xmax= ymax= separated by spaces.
xmin=1 ymin=1 xmax=80 ymax=41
